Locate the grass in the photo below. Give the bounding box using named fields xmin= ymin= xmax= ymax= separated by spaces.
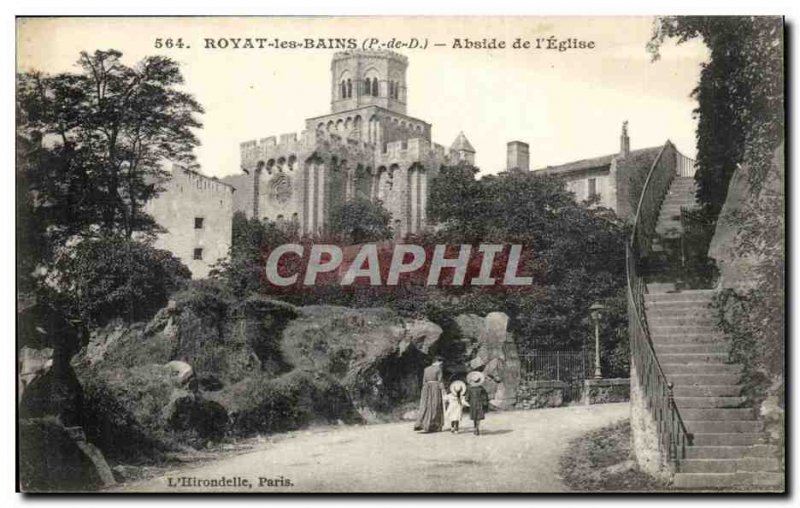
xmin=559 ymin=420 xmax=671 ymax=492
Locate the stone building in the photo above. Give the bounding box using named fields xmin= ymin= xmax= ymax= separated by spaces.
xmin=145 ymin=165 xmax=235 ymax=278
xmin=223 ymin=50 xmax=473 ymax=237
xmin=522 ymin=122 xmax=697 ymax=220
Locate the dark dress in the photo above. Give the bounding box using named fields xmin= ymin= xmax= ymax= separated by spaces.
xmin=466 ymin=385 xmax=489 ymax=421
xmin=413 ymin=363 xmax=444 ymax=432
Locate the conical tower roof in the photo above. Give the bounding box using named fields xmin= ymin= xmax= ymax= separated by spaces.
xmin=450 ymin=131 xmax=475 ymax=153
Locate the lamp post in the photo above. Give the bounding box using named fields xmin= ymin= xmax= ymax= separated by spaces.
xmin=589 ymin=302 xmax=606 ymax=379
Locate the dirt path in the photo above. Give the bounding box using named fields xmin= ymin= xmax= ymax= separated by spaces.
xmin=117 ymin=402 xmax=629 ymax=493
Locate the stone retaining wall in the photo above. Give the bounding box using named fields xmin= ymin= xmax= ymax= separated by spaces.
xmin=582 ymin=378 xmax=630 ymax=405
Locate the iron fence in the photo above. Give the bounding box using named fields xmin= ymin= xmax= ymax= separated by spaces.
xmin=627 ymin=144 xmax=692 ymax=468
xmin=518 ymin=350 xmax=594 ymax=402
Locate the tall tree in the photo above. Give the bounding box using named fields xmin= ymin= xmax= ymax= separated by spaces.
xmin=648 ymin=16 xmax=784 ymax=217
xmin=427 ymin=166 xmax=628 ymax=354
xmin=17 ymin=49 xmax=204 ymax=244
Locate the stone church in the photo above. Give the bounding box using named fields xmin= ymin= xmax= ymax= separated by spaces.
xmin=222 ymin=50 xmax=474 ymax=236
xmin=145 ymin=51 xmax=697 ymax=279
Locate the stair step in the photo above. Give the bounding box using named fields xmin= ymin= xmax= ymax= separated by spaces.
xmin=679 ymin=457 xmax=780 ymax=474
xmin=669 ymin=373 xmax=741 ymax=385
xmin=662 ymin=363 xmax=741 ymax=374
xmin=684 ymin=420 xmax=763 ymax=433
xmin=673 ymin=385 xmax=742 ymax=397
xmin=648 ymin=311 xmax=715 ymax=322
xmin=681 ymin=407 xmax=755 ymax=421
xmin=645 ymin=291 xmax=716 ymax=302
xmin=645 ymin=300 xmax=713 ymax=311
xmin=691 ymin=433 xmax=768 ymax=446
xmin=650 ymin=325 xmax=719 ymax=334
xmin=647 ymin=282 xmax=676 ymax=292
xmin=652 ymin=334 xmax=726 ymax=345
xmin=649 ymin=316 xmax=717 ymax=326
xmin=674 ymin=396 xmax=747 ymax=408
xmin=673 ymin=472 xmax=783 ymax=490
xmin=659 ymin=353 xmax=729 ymax=364
xmin=685 ymin=445 xmax=778 ymax=459
xmin=655 ymin=343 xmax=729 ymax=354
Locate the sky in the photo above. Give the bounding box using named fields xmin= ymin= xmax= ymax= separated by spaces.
xmin=17 ymin=16 xmax=709 ymax=178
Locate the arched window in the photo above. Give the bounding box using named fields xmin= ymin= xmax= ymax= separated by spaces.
xmin=371 ymin=77 xmax=379 ymax=96
xmin=346 ymin=79 xmax=352 ymax=98
xmin=340 ymin=80 xmax=346 ymax=99
xmin=364 ymin=78 xmax=370 ymax=95
xmin=389 ymin=81 xmax=394 ymax=99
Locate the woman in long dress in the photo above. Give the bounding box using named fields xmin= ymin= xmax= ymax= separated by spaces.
xmin=413 ymin=357 xmax=445 ymax=432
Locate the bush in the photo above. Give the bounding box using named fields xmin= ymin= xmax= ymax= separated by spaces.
xmin=57 ymin=238 xmax=191 ymax=326
xmin=79 ymin=366 xmax=172 ymax=464
xmin=712 ymin=288 xmax=784 ymax=410
xmin=79 ymin=362 xmax=234 ymax=463
xmin=221 ymin=369 xmax=362 ymax=436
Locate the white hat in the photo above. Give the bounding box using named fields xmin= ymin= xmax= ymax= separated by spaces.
xmin=449 ymin=380 xmax=467 ymax=395
xmin=466 ymin=371 xmax=485 ymax=386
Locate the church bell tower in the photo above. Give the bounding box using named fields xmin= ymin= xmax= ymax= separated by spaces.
xmin=330 ymin=50 xmax=409 ymax=114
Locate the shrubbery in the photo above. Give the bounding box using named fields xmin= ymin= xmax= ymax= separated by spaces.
xmin=55 ymin=238 xmax=191 ymax=326
xmin=79 ymin=365 xmax=174 ymax=463
xmin=712 ymin=287 xmax=783 ymax=410
xmin=220 ymin=369 xmax=363 ymax=436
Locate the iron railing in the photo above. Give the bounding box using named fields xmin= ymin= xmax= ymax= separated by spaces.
xmin=676 ymin=152 xmax=697 ymax=177
xmin=627 ymin=144 xmax=692 ymax=467
xmin=519 ymin=350 xmax=593 ymax=401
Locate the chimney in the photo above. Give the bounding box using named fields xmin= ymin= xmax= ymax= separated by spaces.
xmin=507 ymin=140 xmax=530 ymax=171
xmin=620 ymin=120 xmax=630 ymax=157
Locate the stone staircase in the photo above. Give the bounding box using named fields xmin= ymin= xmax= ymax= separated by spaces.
xmin=646 ymin=289 xmax=782 ymax=490
xmin=655 ymin=176 xmax=698 ymax=240
xmin=641 ymin=176 xmax=782 ymax=491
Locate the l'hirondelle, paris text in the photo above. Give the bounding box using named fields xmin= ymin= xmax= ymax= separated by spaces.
xmin=265 ymin=244 xmax=533 ymax=287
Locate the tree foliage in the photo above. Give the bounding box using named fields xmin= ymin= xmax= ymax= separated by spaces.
xmin=211 ymin=212 xmax=292 ymax=298
xmin=51 ymin=238 xmax=191 ymax=326
xmin=16 ymin=49 xmax=203 ymax=324
xmin=17 ymin=49 xmax=204 ymax=245
xmin=328 ymin=198 xmax=393 ymax=245
xmin=648 ymin=16 xmax=784 ymax=217
xmin=427 ymin=165 xmax=629 ymax=357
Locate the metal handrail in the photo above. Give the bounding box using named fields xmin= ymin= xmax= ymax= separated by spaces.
xmin=627 ymin=142 xmax=692 ymax=466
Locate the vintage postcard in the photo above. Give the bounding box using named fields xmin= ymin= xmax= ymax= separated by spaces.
xmin=15 ymin=16 xmax=785 ymax=493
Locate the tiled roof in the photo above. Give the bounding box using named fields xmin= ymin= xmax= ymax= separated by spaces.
xmin=533 ymin=145 xmax=664 ymax=176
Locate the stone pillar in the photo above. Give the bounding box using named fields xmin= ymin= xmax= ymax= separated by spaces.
xmin=252 ymin=166 xmax=262 ymax=219
xmin=316 ymin=163 xmax=326 ymax=234
xmin=408 ymin=166 xmax=417 ymax=234
xmin=418 ymin=170 xmax=428 ymax=231
xmin=304 ymin=162 xmax=315 ymax=234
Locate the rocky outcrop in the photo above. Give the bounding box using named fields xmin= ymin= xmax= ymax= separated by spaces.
xmin=281 ymin=306 xmax=442 ymax=414
xmin=453 ymin=312 xmax=521 ymax=410
xmin=19 ymin=418 xmax=108 ymax=492
xmin=708 ymin=143 xmax=784 ymax=290
xmin=162 ymin=389 xmax=228 ymax=440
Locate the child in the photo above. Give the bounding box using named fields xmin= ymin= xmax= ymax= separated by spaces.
xmin=444 ymin=380 xmax=468 ymax=434
xmin=465 ymin=371 xmax=489 ymax=436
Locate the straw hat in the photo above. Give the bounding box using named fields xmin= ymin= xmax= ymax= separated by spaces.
xmin=449 ymin=380 xmax=467 ymax=395
xmin=466 ymin=371 xmax=485 ymax=386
